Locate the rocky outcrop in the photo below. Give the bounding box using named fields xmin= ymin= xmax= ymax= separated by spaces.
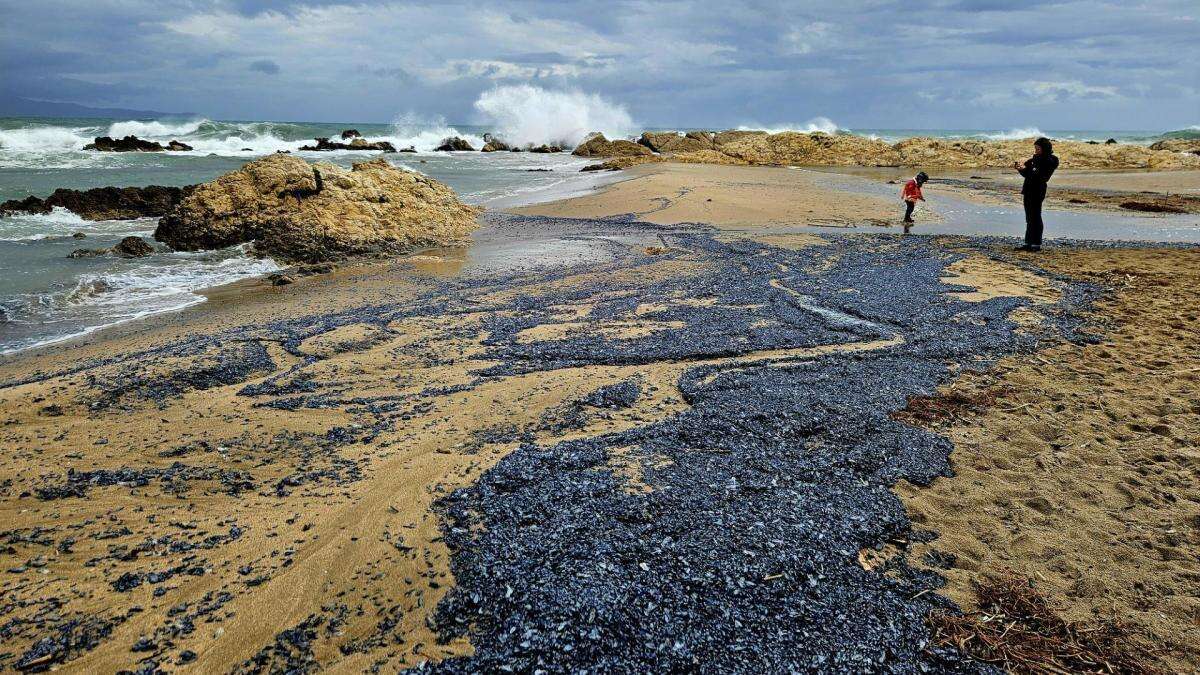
xmin=435 ymin=137 xmax=476 ymax=152
xmin=638 ymin=131 xmax=714 ymax=154
xmin=713 ymin=130 xmax=768 ymax=147
xmin=153 ymin=154 xmax=481 ymax=263
xmin=1149 ymin=139 xmax=1200 ymax=154
xmin=84 ymin=135 xmax=191 ymax=152
xmin=480 ymin=134 xmax=511 ymax=152
xmin=576 ymin=128 xmax=1200 ymax=172
xmin=0 ymin=185 xmax=194 ymax=221
xmin=298 ymin=137 xmax=397 ymax=152
xmin=571 ymin=133 xmax=653 ymax=158
xmin=67 ymin=236 xmax=155 ymax=259
xmin=340 ymin=129 xmax=361 ymax=140
xmin=891 ymin=137 xmax=1200 ymax=169
xmin=716 ymin=132 xmax=898 ymax=166
xmin=527 ymin=144 xmax=562 ymax=153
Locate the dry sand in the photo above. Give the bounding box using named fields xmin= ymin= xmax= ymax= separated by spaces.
xmin=514 ymin=163 xmax=903 ymax=229
xmin=896 ymin=246 xmax=1200 ymax=672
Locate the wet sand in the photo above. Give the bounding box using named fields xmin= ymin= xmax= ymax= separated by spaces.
xmin=1 ymin=164 xmax=1198 ymax=671
xmin=517 ymin=162 xmax=1200 ymax=242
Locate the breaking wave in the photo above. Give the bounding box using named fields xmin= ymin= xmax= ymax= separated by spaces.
xmin=473 ymin=85 xmax=636 ymax=148
xmin=982 ymin=127 xmax=1046 ymax=141
xmin=0 ymin=243 xmax=279 ymax=354
xmin=737 ymin=117 xmax=842 ymax=135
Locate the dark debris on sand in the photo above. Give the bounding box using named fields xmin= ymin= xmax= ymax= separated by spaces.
xmin=1 ymin=212 xmax=1111 ymax=673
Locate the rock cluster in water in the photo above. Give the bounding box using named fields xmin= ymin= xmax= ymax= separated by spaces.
xmin=153 ymin=154 xmax=480 ymax=263
xmin=68 ymin=235 xmax=155 ymax=259
xmin=298 ymin=131 xmax=397 ymax=152
xmin=84 ymin=135 xmax=193 ymax=152
xmin=0 ymin=185 xmax=194 ymax=221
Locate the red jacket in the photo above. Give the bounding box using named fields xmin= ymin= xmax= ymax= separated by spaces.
xmin=901 ymin=179 xmax=924 ymax=202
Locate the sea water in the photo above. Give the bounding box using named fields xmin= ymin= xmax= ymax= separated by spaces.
xmin=1 ymin=115 xmax=1196 ymax=354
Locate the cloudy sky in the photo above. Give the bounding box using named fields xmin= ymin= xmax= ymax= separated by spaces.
xmin=2 ymin=0 xmax=1196 ymax=130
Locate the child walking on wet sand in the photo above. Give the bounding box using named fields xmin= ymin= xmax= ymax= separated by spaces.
xmin=900 ymin=171 xmax=928 ymax=234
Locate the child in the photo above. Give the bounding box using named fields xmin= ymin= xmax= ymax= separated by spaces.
xmin=900 ymin=171 xmax=928 ymax=234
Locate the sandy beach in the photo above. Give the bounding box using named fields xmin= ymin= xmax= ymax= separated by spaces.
xmin=1 ymin=162 xmax=1197 ymax=672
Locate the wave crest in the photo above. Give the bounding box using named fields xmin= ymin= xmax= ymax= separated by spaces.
xmin=473 ymin=85 xmax=636 ymax=148
xmin=737 ymin=117 xmax=842 ymax=135
xmin=983 ymin=127 xmax=1045 ymax=141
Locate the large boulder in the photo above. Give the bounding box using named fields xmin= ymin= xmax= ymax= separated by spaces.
xmin=340 ymin=129 xmax=362 ymax=139
xmin=84 ymin=135 xmax=191 ymax=152
xmin=0 ymin=185 xmax=194 ymax=221
xmin=153 ymin=154 xmax=481 ymax=263
xmin=298 ymin=137 xmax=396 ymax=152
xmin=435 ymin=137 xmax=476 ymax=152
xmin=638 ymin=131 xmax=714 ymax=154
xmin=571 ymin=133 xmax=652 ymax=158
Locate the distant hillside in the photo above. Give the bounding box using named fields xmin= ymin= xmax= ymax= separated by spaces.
xmin=0 ymin=97 xmax=194 ymax=119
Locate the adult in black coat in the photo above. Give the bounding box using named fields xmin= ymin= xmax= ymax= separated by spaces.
xmin=1013 ymin=137 xmax=1059 ymax=251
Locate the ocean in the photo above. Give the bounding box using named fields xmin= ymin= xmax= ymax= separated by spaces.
xmin=1 ymin=115 xmax=1196 ymax=355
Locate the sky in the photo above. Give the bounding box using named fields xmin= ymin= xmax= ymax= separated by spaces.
xmin=2 ymin=0 xmax=1197 ymax=130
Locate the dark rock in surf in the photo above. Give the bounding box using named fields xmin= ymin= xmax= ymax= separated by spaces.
xmin=0 ymin=185 xmax=194 ymax=221
xmin=0 ymin=195 xmax=51 ymax=215
xmin=340 ymin=129 xmax=362 ymax=140
xmin=84 ymin=135 xmax=191 ymax=152
xmin=112 ymin=236 xmax=155 ymax=258
xmin=528 ymin=144 xmax=563 ymax=153
xmin=435 ymin=137 xmax=476 ymax=152
xmin=68 ymin=248 xmax=109 ymax=259
xmin=298 ymin=137 xmax=397 ymax=152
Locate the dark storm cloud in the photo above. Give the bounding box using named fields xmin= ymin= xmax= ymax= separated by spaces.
xmin=0 ymin=0 xmax=1195 ymax=129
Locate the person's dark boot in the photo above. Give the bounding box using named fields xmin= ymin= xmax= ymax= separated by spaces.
xmin=1013 ymin=244 xmax=1041 ymax=252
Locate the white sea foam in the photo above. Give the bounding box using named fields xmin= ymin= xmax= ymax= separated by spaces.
xmin=473 ymin=85 xmax=636 ymax=148
xmin=983 ymin=127 xmax=1045 ymax=141
xmin=0 ymin=209 xmax=156 ymax=241
xmin=736 ymin=117 xmax=842 ymax=135
xmin=0 ymin=124 xmax=100 ymax=151
xmin=0 ymin=244 xmax=280 ymax=354
xmin=378 ymin=112 xmax=485 ymax=153
xmin=106 ymin=119 xmax=206 ymax=139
